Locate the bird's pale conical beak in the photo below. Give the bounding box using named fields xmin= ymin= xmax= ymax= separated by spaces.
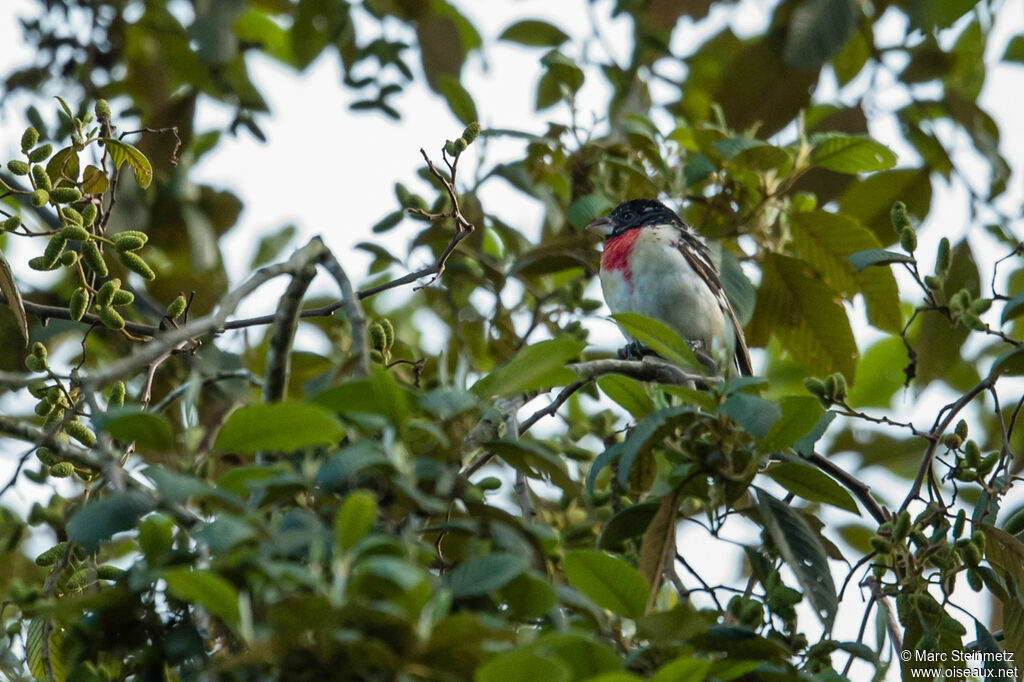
xmin=585 ymin=216 xmax=614 ymax=237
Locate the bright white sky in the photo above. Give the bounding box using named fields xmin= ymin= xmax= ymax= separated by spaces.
xmin=3 ymin=0 xmax=1024 ymax=676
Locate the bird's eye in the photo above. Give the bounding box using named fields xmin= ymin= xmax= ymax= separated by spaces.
xmin=621 ymin=210 xmax=634 ymax=220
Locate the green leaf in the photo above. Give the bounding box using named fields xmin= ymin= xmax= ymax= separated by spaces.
xmin=811 ymin=134 xmax=897 ymax=174
xmin=838 ymin=168 xmax=932 ymax=245
xmin=68 ymin=490 xmax=154 ymax=553
xmin=476 ymin=649 xmax=572 ymax=682
xmin=760 ymin=396 xmax=824 ymax=453
xmin=847 ymin=338 xmax=908 ymax=408
xmin=250 ymin=224 xmax=297 ymax=268
xmin=793 ymin=411 xmax=837 ymax=456
xmin=567 ymin=193 xmax=614 ymax=230
xmin=436 ymin=75 xmax=478 ymax=126
xmin=498 ymin=20 xmax=570 ymax=47
xmin=334 ymin=491 xmax=377 ymax=551
xmin=0 ymin=248 xmax=28 ymax=345
xmin=715 ymin=245 xmax=756 ymax=326
xmin=846 ymin=248 xmax=915 ymax=272
xmin=530 ymin=632 xmax=620 ymax=678
xmin=756 ymin=490 xmax=837 ymax=628
xmin=471 ymin=337 xmax=584 ymax=398
xmin=540 ymin=50 xmax=584 ymax=91
xmin=486 ymin=439 xmax=577 ymax=495
xmin=194 ymin=516 xmax=257 ymax=554
xmin=314 ymin=368 xmax=411 ymax=426
xmin=909 ymin=0 xmax=977 ymax=30
xmin=598 ymin=502 xmax=661 ymax=550
xmin=598 ymin=374 xmax=654 ymax=420
xmin=721 ymin=392 xmax=780 ymax=438
xmin=611 ymin=312 xmax=698 ymax=369
xmin=81 ymin=164 xmax=109 ymax=194
xmin=501 ymin=572 xmax=558 ymax=619
xmin=587 ymin=441 xmax=624 ymax=495
xmin=1003 ymin=35 xmax=1024 ymax=64
xmin=101 ymin=138 xmax=153 ymax=189
xmin=746 ymin=253 xmax=858 ymax=379
xmin=713 ymin=137 xmax=790 ymax=170
xmin=448 ymin=552 xmax=529 ymax=598
xmin=47 ymin=146 xmax=80 ymax=185
xmin=651 ymin=656 xmax=712 ymax=682
xmin=783 ymin=0 xmax=860 ymax=70
xmin=138 ymin=513 xmax=174 ymax=561
xmin=142 ymin=466 xmax=223 ymax=505
xmin=764 ymin=460 xmax=859 ymax=514
xmin=911 ymin=241 xmax=980 ymax=389
xmin=96 ymin=409 xmax=174 ymax=452
xmin=163 ymin=568 xmax=240 ymax=624
xmin=1001 ymin=291 xmax=1024 ymax=325
xmin=990 ymin=346 xmax=1024 ymax=378
xmin=562 ymin=550 xmax=649 ymax=618
xmin=25 ymin=618 xmax=66 ymax=682
xmin=214 ymin=401 xmax=343 ymax=454
xmin=617 ymin=406 xmax=691 ymax=489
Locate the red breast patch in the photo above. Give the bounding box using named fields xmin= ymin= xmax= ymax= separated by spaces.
xmin=601 ymin=229 xmax=641 ymax=287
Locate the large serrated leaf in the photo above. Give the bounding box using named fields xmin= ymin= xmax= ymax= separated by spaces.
xmin=756 ymin=490 xmax=837 ymax=628
xmin=747 ymin=253 xmax=858 ymax=379
xmin=789 ymin=211 xmax=902 ymax=333
xmin=101 ymin=138 xmax=153 ymax=189
xmin=562 ymin=550 xmax=649 ymax=618
xmin=838 ymin=168 xmax=932 ymax=245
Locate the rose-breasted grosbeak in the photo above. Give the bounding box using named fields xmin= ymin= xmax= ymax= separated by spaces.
xmin=587 ymin=198 xmax=753 ymax=377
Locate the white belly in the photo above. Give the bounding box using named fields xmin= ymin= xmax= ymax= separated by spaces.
xmin=600 ymin=227 xmax=728 ymax=352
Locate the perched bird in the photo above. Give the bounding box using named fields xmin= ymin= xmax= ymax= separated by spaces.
xmin=587 ymin=198 xmax=753 ymax=377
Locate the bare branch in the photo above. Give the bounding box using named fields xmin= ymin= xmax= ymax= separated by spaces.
xmin=263 ymin=262 xmax=317 ymax=402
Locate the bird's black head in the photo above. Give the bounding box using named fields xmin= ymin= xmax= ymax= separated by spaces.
xmin=586 ymin=198 xmax=683 ymax=239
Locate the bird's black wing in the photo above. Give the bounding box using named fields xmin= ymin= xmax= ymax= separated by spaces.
xmin=675 ymin=229 xmax=753 ymax=377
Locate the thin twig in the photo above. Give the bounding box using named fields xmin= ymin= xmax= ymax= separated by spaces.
xmin=805 ymin=452 xmax=886 ymax=524
xmin=899 ymin=376 xmax=994 ymax=512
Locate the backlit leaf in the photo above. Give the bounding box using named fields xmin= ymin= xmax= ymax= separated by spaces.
xmin=101 ymin=138 xmax=153 ymax=189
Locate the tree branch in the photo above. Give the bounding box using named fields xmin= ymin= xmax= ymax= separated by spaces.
xmin=263 ymin=262 xmax=317 ymax=402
